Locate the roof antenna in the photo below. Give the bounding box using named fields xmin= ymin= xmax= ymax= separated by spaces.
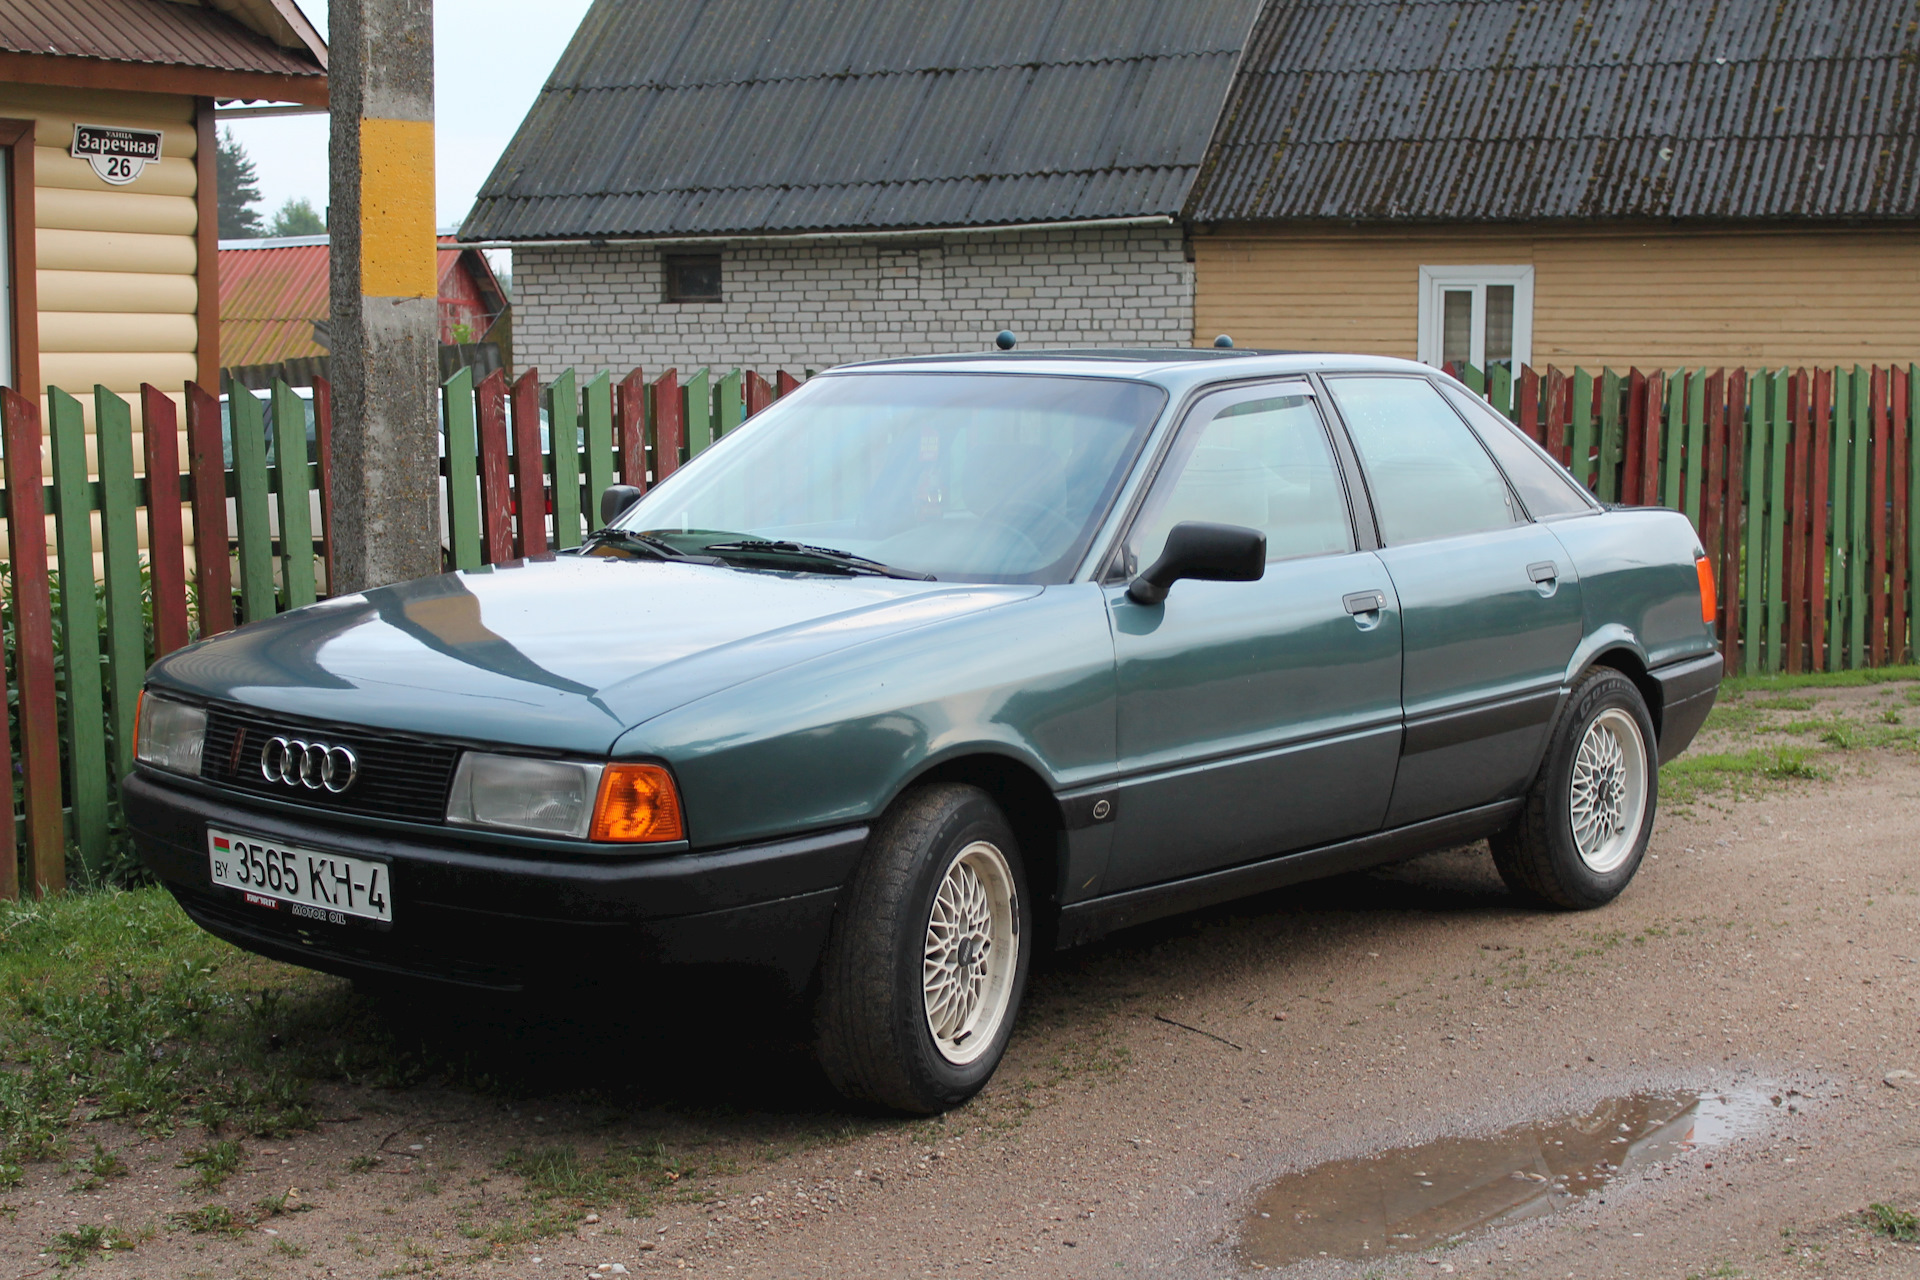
xmin=995 ymin=330 xmax=1017 ymax=351
xmin=1213 ymin=334 xmax=1234 ymax=349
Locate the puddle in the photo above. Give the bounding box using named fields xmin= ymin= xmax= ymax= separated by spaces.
xmin=1241 ymin=1086 xmax=1778 ymax=1269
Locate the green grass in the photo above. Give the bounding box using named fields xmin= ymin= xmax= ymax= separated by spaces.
xmin=1661 ymin=745 xmax=1825 ymax=803
xmin=179 ymin=1138 xmax=244 ymax=1191
xmin=1721 ymin=665 xmax=1920 ymax=697
xmin=169 ymin=1203 xmax=244 ymax=1235
xmin=1865 ymin=1202 xmax=1918 ymax=1241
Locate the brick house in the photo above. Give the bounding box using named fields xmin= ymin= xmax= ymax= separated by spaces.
xmin=466 ymin=0 xmax=1918 ymax=375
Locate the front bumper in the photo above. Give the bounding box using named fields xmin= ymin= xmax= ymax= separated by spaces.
xmin=125 ymin=770 xmax=865 ymax=994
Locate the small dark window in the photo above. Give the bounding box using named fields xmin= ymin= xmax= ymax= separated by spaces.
xmin=663 ymin=253 xmax=722 ymax=303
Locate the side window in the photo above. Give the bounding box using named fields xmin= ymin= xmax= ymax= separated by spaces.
xmin=1129 ymin=390 xmax=1353 ymax=569
xmin=1326 ymin=376 xmax=1521 ymax=545
xmin=1440 ymin=385 xmax=1597 ymax=519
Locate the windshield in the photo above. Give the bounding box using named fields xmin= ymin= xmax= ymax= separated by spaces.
xmin=613 ymin=373 xmax=1168 ymax=583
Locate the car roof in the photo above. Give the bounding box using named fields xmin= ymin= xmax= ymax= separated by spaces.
xmin=828 ymin=349 xmax=1441 ymax=387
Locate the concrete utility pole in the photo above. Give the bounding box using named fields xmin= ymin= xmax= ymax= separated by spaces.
xmin=328 ymin=0 xmax=440 ymax=594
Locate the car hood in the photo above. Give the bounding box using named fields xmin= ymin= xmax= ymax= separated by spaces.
xmin=151 ymin=556 xmax=1040 ymax=754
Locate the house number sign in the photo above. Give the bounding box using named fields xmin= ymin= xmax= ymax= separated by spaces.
xmin=71 ymin=124 xmax=163 ymax=184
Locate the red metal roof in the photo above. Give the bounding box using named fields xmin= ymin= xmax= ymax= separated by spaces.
xmin=0 ymin=0 xmax=323 ymax=76
xmin=221 ymin=238 xmax=508 ymax=367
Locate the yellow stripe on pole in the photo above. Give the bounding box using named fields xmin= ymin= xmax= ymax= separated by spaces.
xmin=358 ymin=116 xmax=436 ymax=299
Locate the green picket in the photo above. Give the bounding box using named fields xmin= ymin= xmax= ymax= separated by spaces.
xmin=1460 ymin=362 xmax=1484 ymax=395
xmin=1830 ymin=369 xmax=1851 ymax=669
xmin=227 ymin=381 xmax=276 ymax=623
xmin=1766 ymin=370 xmax=1789 ymax=672
xmin=45 ymin=386 xmax=109 ymax=872
xmin=1850 ymin=365 xmax=1870 ymax=668
xmin=546 ymin=368 xmax=582 ymax=549
xmin=1661 ymin=371 xmax=1685 ymax=509
xmin=1571 ymin=368 xmax=1596 ymax=491
xmin=1598 ymin=369 xmax=1622 ymax=503
xmin=1488 ymin=364 xmax=1512 ymax=417
xmin=684 ymin=368 xmax=711 ymax=458
xmin=271 ymin=381 xmax=316 ymax=608
xmin=583 ymin=371 xmax=614 ymax=526
xmin=94 ymin=387 xmax=144 ymax=783
xmin=716 ymin=369 xmax=744 ymax=438
xmin=441 ymin=367 xmax=481 ymax=570
xmin=1683 ymin=369 xmax=1706 ymax=531
xmin=1742 ymin=375 xmax=1767 ymax=674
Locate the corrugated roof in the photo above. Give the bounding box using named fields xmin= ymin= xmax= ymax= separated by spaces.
xmin=0 ymin=0 xmax=322 ymax=76
xmin=1190 ymin=0 xmax=1920 ymax=223
xmin=221 ymin=239 xmax=498 ymax=366
xmin=462 ymin=0 xmax=1267 ymax=241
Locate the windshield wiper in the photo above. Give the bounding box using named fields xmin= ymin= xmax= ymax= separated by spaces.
xmin=700 ymin=539 xmax=935 ymax=581
xmin=579 ymin=529 xmax=721 ymax=563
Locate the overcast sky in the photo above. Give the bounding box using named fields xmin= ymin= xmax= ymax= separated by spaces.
xmin=220 ymin=0 xmax=595 ymax=234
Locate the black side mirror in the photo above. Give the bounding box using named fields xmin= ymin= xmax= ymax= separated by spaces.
xmin=1126 ymin=521 xmax=1265 ymax=605
xmin=599 ymin=484 xmax=643 ymax=527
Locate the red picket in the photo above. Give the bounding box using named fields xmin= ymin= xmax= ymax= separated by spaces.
xmin=1723 ymin=371 xmax=1747 ymax=674
xmin=475 ymin=368 xmax=514 ymax=564
xmin=2 ymin=390 xmax=64 ymax=896
xmin=184 ymin=381 xmax=233 ymax=637
xmin=1811 ymin=368 xmax=1832 ymax=672
xmin=616 ymin=368 xmax=648 ymax=490
xmin=139 ymin=384 xmax=191 ymax=657
xmin=1893 ymin=366 xmax=1911 ymax=663
xmin=510 ymin=368 xmax=546 ymax=557
xmin=1518 ymin=367 xmax=1541 ymax=445
xmin=1870 ymin=367 xmax=1891 ymax=665
xmin=1542 ymin=366 xmax=1568 ymax=465
xmin=746 ymin=371 xmax=774 ymax=418
xmin=1642 ymin=370 xmax=1665 ymax=507
xmin=775 ymin=371 xmax=802 ymax=399
xmin=1623 ymin=369 xmax=1647 ymax=505
xmin=652 ymin=368 xmax=683 ymax=482
xmin=1702 ymin=370 xmax=1726 ymax=577
xmin=314 ymin=377 xmax=336 ymax=576
xmin=1783 ymin=371 xmax=1809 ymax=673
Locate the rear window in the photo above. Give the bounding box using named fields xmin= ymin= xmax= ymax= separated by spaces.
xmin=1440 ymin=385 xmax=1598 ymax=519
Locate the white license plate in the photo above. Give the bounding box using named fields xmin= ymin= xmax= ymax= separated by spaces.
xmin=208 ymin=828 xmax=393 ymax=924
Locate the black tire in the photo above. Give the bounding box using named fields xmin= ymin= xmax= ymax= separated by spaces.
xmin=1491 ymin=666 xmax=1659 ymax=910
xmin=814 ymin=784 xmax=1032 ymax=1113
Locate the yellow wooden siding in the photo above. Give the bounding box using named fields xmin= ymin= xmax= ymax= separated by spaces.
xmin=39 ymin=269 xmax=197 ymax=313
xmin=1193 ymin=226 xmax=1920 ymax=368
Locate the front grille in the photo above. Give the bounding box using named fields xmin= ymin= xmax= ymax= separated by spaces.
xmin=202 ymin=705 xmax=460 ymax=824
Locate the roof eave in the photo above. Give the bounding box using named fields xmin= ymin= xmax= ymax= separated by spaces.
xmin=0 ymin=47 xmax=326 ymax=104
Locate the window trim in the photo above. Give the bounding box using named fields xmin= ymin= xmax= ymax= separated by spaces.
xmin=1104 ymin=378 xmax=1359 ymax=580
xmin=1417 ymin=264 xmax=1534 ymax=372
xmin=0 ymin=118 xmax=36 ymax=397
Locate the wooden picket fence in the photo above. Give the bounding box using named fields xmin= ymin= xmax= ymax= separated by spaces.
xmin=1456 ymin=362 xmax=1919 ymax=681
xmin=2 ymin=356 xmax=1915 ymax=900
xmin=0 ymin=364 xmax=800 ymax=900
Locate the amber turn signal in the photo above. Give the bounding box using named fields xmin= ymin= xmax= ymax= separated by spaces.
xmin=590 ymin=763 xmax=685 ymax=842
xmin=1695 ymin=554 xmax=1717 ymax=626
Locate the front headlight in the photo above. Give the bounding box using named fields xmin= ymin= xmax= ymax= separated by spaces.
xmin=446 ymin=752 xmax=605 ymax=839
xmin=134 ymin=692 xmax=206 ymax=776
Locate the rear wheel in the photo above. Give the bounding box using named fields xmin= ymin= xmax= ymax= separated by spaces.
xmin=815 ymin=784 xmax=1030 ymax=1112
xmin=1491 ymin=667 xmax=1657 ymax=909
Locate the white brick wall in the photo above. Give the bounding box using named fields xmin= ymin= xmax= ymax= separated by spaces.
xmin=511 ymin=226 xmax=1194 ymax=378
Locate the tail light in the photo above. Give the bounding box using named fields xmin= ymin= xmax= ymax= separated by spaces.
xmin=1695 ymin=554 xmax=1716 ymax=626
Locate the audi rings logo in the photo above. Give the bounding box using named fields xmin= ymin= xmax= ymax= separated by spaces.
xmin=259 ymin=736 xmax=359 ymax=794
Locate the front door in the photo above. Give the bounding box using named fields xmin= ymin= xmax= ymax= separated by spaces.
xmin=1105 ymin=383 xmax=1404 ymax=892
xmin=1323 ymin=375 xmax=1585 ymax=827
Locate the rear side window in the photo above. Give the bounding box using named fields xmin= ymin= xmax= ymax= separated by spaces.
xmin=1440 ymin=385 xmax=1597 ymax=519
xmin=1326 ymin=376 xmax=1521 ymax=545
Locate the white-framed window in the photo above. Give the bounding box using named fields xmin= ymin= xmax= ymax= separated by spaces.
xmin=1417 ymin=265 xmax=1534 ymax=374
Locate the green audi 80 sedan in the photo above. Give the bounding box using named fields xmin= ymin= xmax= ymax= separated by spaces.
xmin=129 ymin=350 xmax=1721 ymax=1112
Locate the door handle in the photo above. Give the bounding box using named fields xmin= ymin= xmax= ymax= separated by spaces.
xmin=1527 ymin=561 xmax=1559 ymax=584
xmin=1342 ymin=590 xmax=1386 ymax=615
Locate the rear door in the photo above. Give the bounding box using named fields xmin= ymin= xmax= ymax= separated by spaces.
xmin=1104 ymin=381 xmax=1404 ymax=890
xmin=1323 ymin=374 xmax=1584 ymax=828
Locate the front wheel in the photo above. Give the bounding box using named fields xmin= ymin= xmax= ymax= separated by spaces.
xmin=1491 ymin=667 xmax=1658 ymax=909
xmin=814 ymin=784 xmax=1031 ymax=1112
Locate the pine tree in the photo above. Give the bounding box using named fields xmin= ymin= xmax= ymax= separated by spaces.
xmin=217 ymin=129 xmax=264 ymax=239
xmin=268 ymin=197 xmax=326 ymax=237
